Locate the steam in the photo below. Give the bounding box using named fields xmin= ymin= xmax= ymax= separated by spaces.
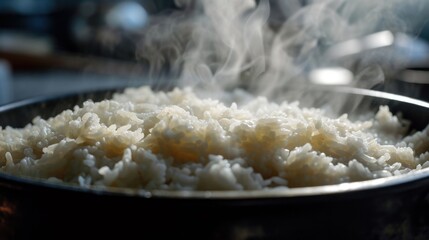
xmin=136 ymin=0 xmax=429 ymax=99
xmin=180 ymin=0 xmax=269 ymax=91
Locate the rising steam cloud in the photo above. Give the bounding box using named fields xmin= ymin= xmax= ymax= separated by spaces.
xmin=136 ymin=0 xmax=429 ymax=98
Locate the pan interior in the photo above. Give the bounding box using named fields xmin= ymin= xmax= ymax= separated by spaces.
xmin=0 ymin=86 xmax=428 ymax=199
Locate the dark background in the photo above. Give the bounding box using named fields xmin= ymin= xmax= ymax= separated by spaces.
xmin=0 ymin=0 xmax=429 ymax=104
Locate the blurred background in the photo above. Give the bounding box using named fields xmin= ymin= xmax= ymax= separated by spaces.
xmin=0 ymin=0 xmax=179 ymax=104
xmin=1 ymin=0 xmax=429 ymax=105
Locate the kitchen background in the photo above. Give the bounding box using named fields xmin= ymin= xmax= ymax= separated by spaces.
xmin=1 ymin=0 xmax=429 ymax=105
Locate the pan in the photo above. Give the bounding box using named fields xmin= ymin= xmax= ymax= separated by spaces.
xmin=0 ymin=86 xmax=429 ymax=240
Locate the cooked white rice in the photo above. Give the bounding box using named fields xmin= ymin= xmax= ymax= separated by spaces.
xmin=1 ymin=86 xmax=429 ymax=190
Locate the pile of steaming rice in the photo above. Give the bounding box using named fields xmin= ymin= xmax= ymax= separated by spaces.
xmin=1 ymin=86 xmax=429 ymax=190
